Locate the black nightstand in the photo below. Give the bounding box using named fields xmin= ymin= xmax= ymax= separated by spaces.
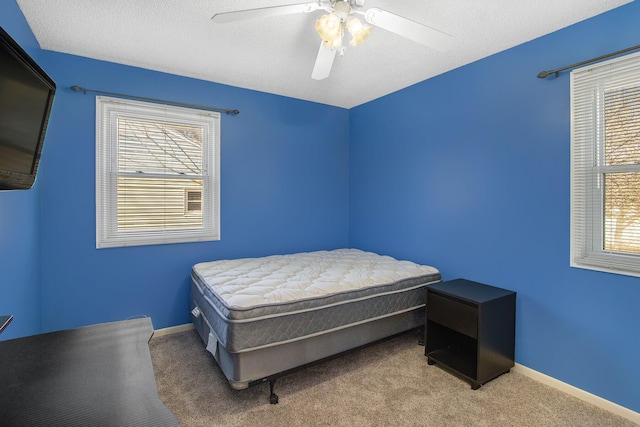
xmin=425 ymin=279 xmax=516 ymax=389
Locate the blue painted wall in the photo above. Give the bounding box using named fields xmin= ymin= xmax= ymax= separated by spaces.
xmin=350 ymin=2 xmax=640 ymax=413
xmin=34 ymin=54 xmax=350 ymax=332
xmin=0 ymin=190 xmax=41 ymax=340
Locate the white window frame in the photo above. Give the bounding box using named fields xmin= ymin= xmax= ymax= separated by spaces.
xmin=570 ymin=51 xmax=640 ymax=277
xmin=96 ymin=96 xmax=220 ymax=248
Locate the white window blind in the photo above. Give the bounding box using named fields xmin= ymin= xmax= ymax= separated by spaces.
xmin=96 ymin=96 xmax=220 ymax=248
xmin=571 ymin=51 xmax=640 ymax=276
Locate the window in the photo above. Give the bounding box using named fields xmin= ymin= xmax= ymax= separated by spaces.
xmin=96 ymin=96 xmax=220 ymax=248
xmin=571 ymin=51 xmax=640 ymax=276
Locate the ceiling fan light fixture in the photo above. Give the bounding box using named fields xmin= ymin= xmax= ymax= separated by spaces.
xmin=323 ymin=37 xmax=342 ymax=50
xmin=315 ymin=13 xmax=342 ymax=43
xmin=211 ymin=0 xmax=456 ymax=81
xmin=346 ymin=17 xmax=371 ymax=46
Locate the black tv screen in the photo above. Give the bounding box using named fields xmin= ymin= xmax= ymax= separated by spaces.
xmin=0 ymin=26 xmax=55 ymax=190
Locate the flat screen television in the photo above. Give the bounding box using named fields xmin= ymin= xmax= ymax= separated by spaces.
xmin=0 ymin=26 xmax=56 ymax=190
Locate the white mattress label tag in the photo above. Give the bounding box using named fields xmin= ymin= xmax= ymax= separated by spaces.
xmin=206 ymin=331 xmax=218 ymax=354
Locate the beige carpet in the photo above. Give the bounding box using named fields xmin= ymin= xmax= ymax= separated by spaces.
xmin=149 ymin=329 xmax=636 ymax=427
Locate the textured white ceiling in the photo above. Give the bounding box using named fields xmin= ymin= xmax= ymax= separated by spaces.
xmin=17 ymin=0 xmax=631 ymax=108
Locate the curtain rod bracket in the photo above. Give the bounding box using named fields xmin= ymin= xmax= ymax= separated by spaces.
xmin=69 ymin=85 xmax=239 ymax=115
xmin=71 ymin=85 xmax=87 ymax=94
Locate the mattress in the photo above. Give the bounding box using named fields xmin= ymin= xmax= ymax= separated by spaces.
xmin=191 ymin=249 xmax=440 ymax=354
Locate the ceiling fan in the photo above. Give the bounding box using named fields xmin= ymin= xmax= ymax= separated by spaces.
xmin=212 ymin=0 xmax=455 ymax=80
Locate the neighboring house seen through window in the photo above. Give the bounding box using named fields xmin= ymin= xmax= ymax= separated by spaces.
xmin=571 ymin=51 xmax=640 ymax=276
xmin=96 ymin=96 xmax=220 ymax=248
xmin=185 ymin=190 xmax=203 ymax=213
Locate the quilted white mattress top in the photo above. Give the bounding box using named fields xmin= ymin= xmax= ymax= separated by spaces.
xmin=192 ymin=249 xmax=439 ymax=310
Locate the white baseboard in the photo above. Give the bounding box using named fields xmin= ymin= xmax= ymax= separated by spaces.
xmin=153 ymin=322 xmax=194 ymax=338
xmin=513 ymin=363 xmax=640 ymax=425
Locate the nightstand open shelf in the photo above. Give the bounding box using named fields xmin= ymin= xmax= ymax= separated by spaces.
xmin=427 ymin=322 xmax=478 ymax=380
xmin=425 ymin=279 xmax=515 ymax=389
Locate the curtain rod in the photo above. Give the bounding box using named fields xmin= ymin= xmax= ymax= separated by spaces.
xmin=537 ymin=44 xmax=640 ymax=79
xmin=70 ymin=85 xmax=239 ymax=115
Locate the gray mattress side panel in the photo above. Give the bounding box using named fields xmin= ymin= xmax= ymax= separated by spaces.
xmin=191 ymin=280 xmax=432 ymax=353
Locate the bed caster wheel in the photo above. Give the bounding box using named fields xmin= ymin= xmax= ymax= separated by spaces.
xmin=268 ymin=379 xmax=279 ymax=404
xmin=427 ymin=358 xmax=435 ymax=365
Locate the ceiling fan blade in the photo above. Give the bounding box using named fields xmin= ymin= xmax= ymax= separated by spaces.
xmin=311 ymin=42 xmax=336 ymax=80
xmin=363 ymin=8 xmax=454 ymax=52
xmin=212 ymin=2 xmax=321 ymax=23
